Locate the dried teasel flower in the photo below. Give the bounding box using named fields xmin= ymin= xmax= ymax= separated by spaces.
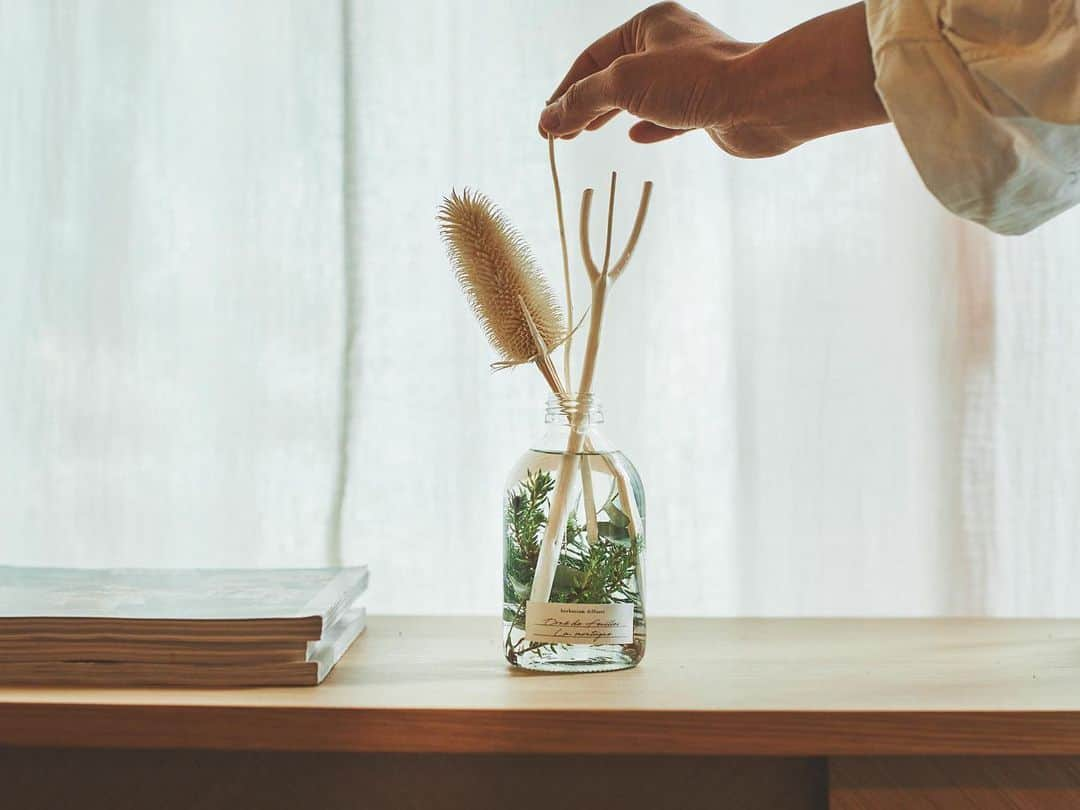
xmin=438 ymin=189 xmax=565 ymax=369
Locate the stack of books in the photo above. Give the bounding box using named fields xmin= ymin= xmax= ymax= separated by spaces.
xmin=0 ymin=565 xmax=368 ymax=687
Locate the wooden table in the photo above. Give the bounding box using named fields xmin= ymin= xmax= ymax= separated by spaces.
xmin=2 ymin=617 xmax=1080 ymax=809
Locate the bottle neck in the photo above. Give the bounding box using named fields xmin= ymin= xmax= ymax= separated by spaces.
xmin=545 ymin=394 xmax=604 ymax=427
xmin=534 ymin=394 xmax=612 ymax=453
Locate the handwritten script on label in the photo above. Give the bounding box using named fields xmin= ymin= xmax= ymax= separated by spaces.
xmin=525 ymin=601 xmax=633 ymax=644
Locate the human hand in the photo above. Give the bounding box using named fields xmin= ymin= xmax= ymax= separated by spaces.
xmin=539 ymin=2 xmax=887 ymax=158
xmin=539 ymin=3 xmax=754 ymax=149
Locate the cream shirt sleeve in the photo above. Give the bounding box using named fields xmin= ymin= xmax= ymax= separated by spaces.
xmin=865 ymin=0 xmax=1080 ymax=234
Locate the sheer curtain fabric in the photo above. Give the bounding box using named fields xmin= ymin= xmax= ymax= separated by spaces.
xmin=2 ymin=0 xmax=1078 ymax=615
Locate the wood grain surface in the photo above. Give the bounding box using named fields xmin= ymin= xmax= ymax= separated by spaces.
xmin=830 ymin=757 xmax=1080 ymax=809
xmin=2 ymin=617 xmax=1080 ymax=754
xmin=2 ymin=749 xmax=827 ymax=810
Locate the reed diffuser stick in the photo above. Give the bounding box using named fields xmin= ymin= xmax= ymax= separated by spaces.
xmin=548 ymin=135 xmax=574 ymax=387
xmin=518 ymin=295 xmax=601 ymax=546
xmin=530 ymin=174 xmax=653 ymax=605
xmin=546 ymin=142 xmax=600 ymax=545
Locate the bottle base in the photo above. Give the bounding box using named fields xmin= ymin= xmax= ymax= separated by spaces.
xmin=507 ymin=642 xmax=643 ymax=673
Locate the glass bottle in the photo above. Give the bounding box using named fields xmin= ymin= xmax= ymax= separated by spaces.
xmin=502 ymin=394 xmax=646 ymax=672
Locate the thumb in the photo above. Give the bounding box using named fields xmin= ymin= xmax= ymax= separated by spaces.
xmin=540 ymin=60 xmax=628 ymax=138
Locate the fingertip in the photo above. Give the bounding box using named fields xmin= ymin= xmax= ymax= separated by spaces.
xmin=539 ymin=104 xmax=562 ymax=135
xmin=537 ymin=119 xmax=575 ymax=141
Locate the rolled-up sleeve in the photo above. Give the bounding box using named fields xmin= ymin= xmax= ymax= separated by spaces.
xmin=865 ymin=0 xmax=1080 ymax=234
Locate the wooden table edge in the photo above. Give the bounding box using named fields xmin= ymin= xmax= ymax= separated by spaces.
xmin=3 ymin=705 xmax=1080 ymax=755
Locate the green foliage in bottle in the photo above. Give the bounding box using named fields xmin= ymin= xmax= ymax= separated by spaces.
xmin=503 ymin=468 xmax=642 ymax=664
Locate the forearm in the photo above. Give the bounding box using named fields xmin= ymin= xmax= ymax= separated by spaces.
xmin=729 ymin=3 xmax=888 ymax=156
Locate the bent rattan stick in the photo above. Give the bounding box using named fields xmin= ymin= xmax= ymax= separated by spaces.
xmin=530 ymin=174 xmax=653 ymax=605
xmin=519 ymin=296 xmax=600 ymax=546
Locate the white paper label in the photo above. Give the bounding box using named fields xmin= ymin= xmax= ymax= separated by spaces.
xmin=525 ymin=601 xmax=634 ymax=645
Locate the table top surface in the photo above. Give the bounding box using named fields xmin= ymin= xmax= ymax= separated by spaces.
xmin=3 ymin=616 xmax=1080 ymax=755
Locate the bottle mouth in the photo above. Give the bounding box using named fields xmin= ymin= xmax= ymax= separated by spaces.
xmin=545 ymin=393 xmax=604 ymax=423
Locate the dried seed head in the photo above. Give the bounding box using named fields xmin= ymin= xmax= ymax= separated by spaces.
xmin=438 ymin=189 xmax=565 ymax=367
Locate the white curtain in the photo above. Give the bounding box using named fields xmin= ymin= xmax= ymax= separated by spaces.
xmin=0 ymin=0 xmax=347 ymax=567
xmin=3 ymin=0 xmax=1078 ymax=616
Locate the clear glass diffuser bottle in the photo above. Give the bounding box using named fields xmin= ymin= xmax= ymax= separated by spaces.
xmin=503 ymin=394 xmax=646 ymax=672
